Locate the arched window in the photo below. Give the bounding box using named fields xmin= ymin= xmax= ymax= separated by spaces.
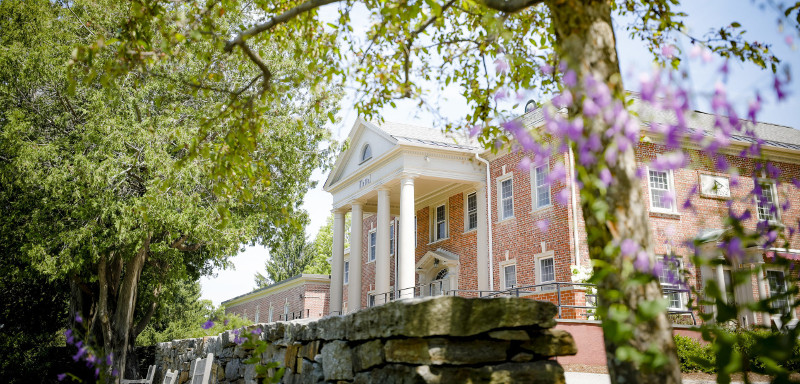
xmin=361 ymin=144 xmax=372 ymax=162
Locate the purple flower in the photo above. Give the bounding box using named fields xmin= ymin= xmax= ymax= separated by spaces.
xmin=563 ymin=70 xmax=577 ymax=87
xmin=536 ymin=219 xmax=550 ymax=233
xmin=75 ymin=314 xmax=83 ymax=324
xmin=604 ymin=147 xmax=618 ymax=167
xmin=633 ymin=251 xmax=651 ymax=273
xmin=112 ymin=369 xmax=119 ymax=377
xmin=661 ymin=44 xmax=676 ymax=58
xmin=553 ymin=90 xmax=573 ymax=107
xmin=546 ymin=163 xmax=566 ymax=184
xmin=57 ymin=373 xmax=67 ymax=381
xmin=722 ymin=237 xmax=744 ymax=260
xmin=582 ymin=98 xmax=600 ymax=117
xmin=72 ymin=347 xmax=87 ymax=362
xmin=620 ymin=239 xmax=638 ymax=257
xmin=556 ymin=189 xmax=570 ymax=205
xmin=517 ymin=156 xmax=531 ymax=170
xmin=106 ymin=353 xmax=113 ymax=366
xmin=202 ymin=320 xmax=214 ymax=330
xmin=494 ymin=58 xmax=509 ymax=74
xmin=64 ymin=329 xmax=74 ymax=344
xmin=599 ymin=168 xmax=612 ymax=188
xmin=469 ymin=125 xmax=482 ymax=137
xmin=541 ymin=64 xmax=554 ymax=75
xmin=224 ymin=318 xmax=230 ymax=326
xmin=251 ymin=327 xmax=263 ymax=335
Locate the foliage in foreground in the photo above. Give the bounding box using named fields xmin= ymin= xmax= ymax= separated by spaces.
xmin=675 ymin=332 xmax=800 ymax=375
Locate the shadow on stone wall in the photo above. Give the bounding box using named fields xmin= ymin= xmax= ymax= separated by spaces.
xmin=155 ymin=296 xmax=576 ymax=384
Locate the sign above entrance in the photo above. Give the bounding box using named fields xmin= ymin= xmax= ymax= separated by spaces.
xmin=359 ymin=174 xmax=372 ymax=190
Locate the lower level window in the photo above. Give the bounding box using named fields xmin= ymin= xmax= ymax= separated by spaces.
xmin=767 ymin=270 xmax=789 ymax=313
xmin=504 ymin=264 xmax=517 ymax=289
xmin=658 ymin=256 xmax=685 ymax=309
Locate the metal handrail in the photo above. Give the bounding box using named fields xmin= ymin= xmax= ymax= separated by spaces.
xmin=367 ymin=281 xmax=696 ymax=325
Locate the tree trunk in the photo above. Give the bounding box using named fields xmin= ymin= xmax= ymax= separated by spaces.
xmin=546 ymin=1 xmax=682 ymax=383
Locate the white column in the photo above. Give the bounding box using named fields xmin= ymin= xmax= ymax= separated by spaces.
xmin=330 ymin=210 xmax=345 ymax=315
xmin=716 ymin=264 xmax=728 ymax=305
xmin=755 ymin=265 xmax=770 ymax=326
xmin=399 ymin=177 xmax=416 ymax=298
xmin=475 ymin=183 xmax=490 ymax=291
xmin=349 ymin=203 xmax=364 ymax=312
xmin=376 ymin=188 xmax=391 ymax=303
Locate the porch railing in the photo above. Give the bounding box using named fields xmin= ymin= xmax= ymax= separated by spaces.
xmin=367 ymin=281 xmax=696 ymax=325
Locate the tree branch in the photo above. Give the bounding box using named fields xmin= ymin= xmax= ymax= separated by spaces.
xmin=224 ymin=0 xmax=343 ymax=53
xmin=133 ymin=283 xmax=161 ymax=338
xmin=476 ymin=0 xmax=543 ymax=13
xmin=170 ymin=235 xmax=202 ymax=252
xmin=238 ymin=42 xmax=273 ymax=90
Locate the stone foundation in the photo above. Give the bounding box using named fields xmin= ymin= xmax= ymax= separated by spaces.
xmin=155 ymin=296 xmax=576 ymax=383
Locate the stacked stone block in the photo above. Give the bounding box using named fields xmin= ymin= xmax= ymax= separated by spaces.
xmin=155 ymin=296 xmax=576 ymax=384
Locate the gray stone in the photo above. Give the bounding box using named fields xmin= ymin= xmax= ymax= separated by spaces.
xmin=243 ymin=363 xmax=257 ymax=383
xmin=298 ymin=358 xmax=324 ymax=384
xmin=347 ymin=296 xmax=557 ymax=341
xmin=386 ymin=338 xmax=509 ymax=365
xmin=314 ymin=315 xmax=347 ymax=340
xmin=521 ymin=329 xmax=578 ymax=357
xmin=353 ymin=339 xmax=385 ymax=371
xmin=357 ymin=361 xmax=565 ymax=384
xmin=320 ymin=340 xmax=354 ymax=381
xmin=488 ymin=330 xmax=530 ymax=341
xmin=225 ymin=359 xmax=241 ymax=381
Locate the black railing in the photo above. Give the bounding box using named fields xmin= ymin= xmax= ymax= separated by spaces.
xmin=367 ymin=281 xmax=697 ymax=325
xmin=279 ymin=309 xmax=311 ymax=321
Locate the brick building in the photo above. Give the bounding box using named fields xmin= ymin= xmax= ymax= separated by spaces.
xmin=322 ymin=99 xmax=800 ymax=327
xmin=222 ymin=274 xmax=330 ymax=322
xmin=222 ymin=99 xmax=798 ymax=327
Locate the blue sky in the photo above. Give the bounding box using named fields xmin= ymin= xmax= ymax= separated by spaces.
xmin=200 ymin=1 xmax=799 ymax=306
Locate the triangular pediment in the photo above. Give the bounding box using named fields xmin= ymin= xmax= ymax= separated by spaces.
xmin=324 ymin=118 xmax=398 ymax=190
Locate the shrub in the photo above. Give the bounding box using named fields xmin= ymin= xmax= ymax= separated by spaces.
xmin=674 ymin=335 xmax=715 ymax=373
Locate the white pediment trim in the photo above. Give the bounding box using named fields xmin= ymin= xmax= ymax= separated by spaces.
xmin=324 ymin=118 xmax=399 ymax=191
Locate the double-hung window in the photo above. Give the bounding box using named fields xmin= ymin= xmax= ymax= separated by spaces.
xmin=344 ymin=260 xmax=350 ymax=284
xmin=433 ymin=204 xmax=447 ymax=241
xmin=389 ymin=221 xmax=396 ymax=255
xmin=649 ymin=169 xmax=676 ymax=212
xmin=368 ymin=230 xmax=377 ymax=262
xmin=503 ymin=264 xmax=517 ymax=289
xmin=283 ymin=301 xmax=289 ymax=319
xmin=466 ymin=192 xmax=478 ymax=231
xmin=658 ymin=256 xmax=685 ymax=309
xmin=268 ymin=304 xmax=273 ymax=322
xmin=757 ymin=182 xmax=779 ymax=222
xmin=767 ymin=270 xmax=789 ymax=314
xmin=254 ymin=305 xmax=260 ymax=323
xmin=535 ymin=253 xmax=556 ymax=291
xmin=499 ymin=176 xmax=514 ymax=220
xmin=534 ymin=164 xmax=551 ymax=208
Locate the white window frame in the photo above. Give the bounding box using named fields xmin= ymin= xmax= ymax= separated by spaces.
xmin=430 ymin=203 xmax=448 ymax=243
xmin=647 ymin=168 xmax=677 ymax=213
xmin=360 ymin=144 xmax=372 ymax=163
xmin=368 ymin=229 xmax=377 ymax=262
xmin=464 ymin=191 xmax=478 ymax=232
xmin=756 ymin=180 xmax=781 ymax=223
xmin=268 ymin=304 xmax=274 ymax=322
xmin=765 ymin=267 xmax=791 ymax=316
xmin=497 ymin=173 xmax=514 ymax=221
xmin=657 ymin=255 xmax=687 ymax=310
xmin=344 ymin=259 xmax=350 ymax=285
xmin=531 ymin=161 xmax=551 ymax=210
xmin=389 ymin=219 xmax=396 ymax=255
xmin=535 ymin=251 xmax=556 ymax=291
xmin=500 ymin=259 xmax=517 ymax=290
xmin=414 ymin=216 xmax=417 ymax=248
xmin=254 ymin=305 xmax=260 ymax=323
xmin=283 ymin=299 xmax=290 ymax=320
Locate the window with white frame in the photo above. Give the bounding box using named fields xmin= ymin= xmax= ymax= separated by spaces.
xmin=757 ymin=182 xmax=779 ymax=222
xmin=414 ymin=216 xmax=417 ymax=247
xmin=268 ymin=304 xmax=274 ymax=322
xmin=533 ymin=163 xmax=551 ymax=209
xmin=344 ymin=260 xmax=350 ymax=284
xmin=767 ymin=270 xmax=789 ymax=314
xmin=433 ymin=204 xmax=447 ymax=241
xmin=254 ymin=305 xmax=260 ymax=323
xmin=361 ymin=144 xmax=372 ymax=162
xmin=658 ymin=256 xmax=685 ymax=309
xmin=283 ymin=300 xmax=289 ymax=319
xmin=649 ymin=169 xmax=676 ymax=212
xmin=534 ymin=252 xmax=556 ymax=291
xmin=499 ymin=175 xmax=514 ymax=220
xmin=389 ymin=220 xmax=396 ymax=255
xmin=502 ymin=263 xmax=517 ymax=289
xmin=466 ymin=192 xmax=478 ymax=231
xmin=368 ymin=229 xmax=377 ymax=262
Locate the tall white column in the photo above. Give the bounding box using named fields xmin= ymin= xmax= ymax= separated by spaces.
xmin=475 ymin=183 xmax=490 ymax=291
xmin=755 ymin=265 xmax=770 ymax=326
xmin=349 ymin=203 xmax=364 ymax=312
xmin=376 ymin=188 xmax=391 ymax=303
xmin=330 ymin=210 xmax=345 ymax=315
xmin=716 ymin=264 xmax=728 ymax=305
xmin=399 ymin=177 xmax=416 ymax=298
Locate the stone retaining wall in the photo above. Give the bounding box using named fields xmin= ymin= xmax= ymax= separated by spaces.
xmin=155 ymin=296 xmax=576 ymax=384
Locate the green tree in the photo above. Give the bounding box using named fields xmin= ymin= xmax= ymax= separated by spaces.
xmin=256 ymin=229 xmax=316 ymax=286
xmin=72 ymin=0 xmax=797 ymax=382
xmin=0 ymin=0 xmax=339 ymax=379
xmin=304 ymin=213 xmax=351 ymax=275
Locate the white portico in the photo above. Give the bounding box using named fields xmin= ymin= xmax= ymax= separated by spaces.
xmin=323 ymin=119 xmax=490 ymax=314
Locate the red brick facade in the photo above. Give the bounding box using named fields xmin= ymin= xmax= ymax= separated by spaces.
xmin=223 ymin=274 xmax=330 ymax=323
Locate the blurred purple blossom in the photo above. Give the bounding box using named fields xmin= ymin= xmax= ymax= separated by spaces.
xmin=517 ymin=156 xmax=531 ymax=170
xmin=536 ymin=219 xmax=550 ymax=233
xmin=57 ymin=373 xmax=66 ymax=381
xmin=494 ymin=58 xmax=509 ymax=74
xmin=75 ymin=314 xmax=83 ymax=324
xmin=620 ymin=239 xmax=638 ymax=257
xmin=633 ymin=251 xmax=651 ymax=273
xmin=556 ymin=189 xmax=570 ymax=205
xmin=202 ymin=320 xmax=214 ymax=330
xmin=563 ymin=70 xmax=577 ymax=87
xmin=599 ymin=168 xmax=612 ymax=188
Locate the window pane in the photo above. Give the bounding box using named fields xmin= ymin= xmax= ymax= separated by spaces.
xmin=369 ymin=232 xmax=376 ymax=261
xmin=540 ymin=258 xmax=555 ymax=282
xmin=467 ymin=193 xmax=478 ymax=230
xmin=767 ymin=270 xmax=788 ymax=311
xmin=344 ymin=261 xmax=349 ymax=284
xmin=502 ymin=179 xmax=513 ymax=199
xmin=649 ymin=170 xmax=673 ymax=210
xmin=757 ymin=184 xmax=777 ymax=221
xmin=504 ymin=265 xmax=516 ymax=288
xmin=436 ymin=205 xmax=446 ymax=239
xmin=389 ymin=223 xmax=395 ymax=255
xmin=501 ymin=179 xmax=513 ymax=219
